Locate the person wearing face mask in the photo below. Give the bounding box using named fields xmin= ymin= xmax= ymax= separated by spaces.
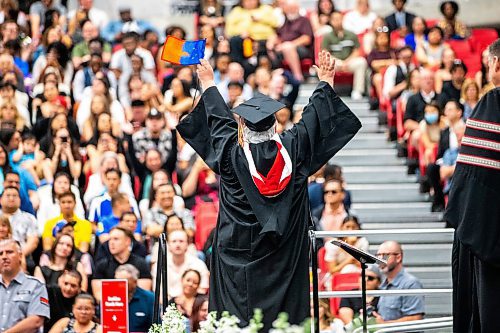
xmin=373 ymin=241 xmax=424 ymax=323
xmin=419 ymin=102 xmax=445 ymax=167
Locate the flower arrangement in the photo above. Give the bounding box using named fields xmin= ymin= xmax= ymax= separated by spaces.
xmin=149 ymin=305 xmax=308 ymax=333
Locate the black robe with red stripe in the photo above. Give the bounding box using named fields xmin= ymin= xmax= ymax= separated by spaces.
xmin=445 ymin=87 xmax=500 ymax=332
xmin=177 ymin=82 xmax=361 ymax=331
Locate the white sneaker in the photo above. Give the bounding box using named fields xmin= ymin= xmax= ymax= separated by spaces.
xmin=351 ymin=91 xmax=363 ymax=101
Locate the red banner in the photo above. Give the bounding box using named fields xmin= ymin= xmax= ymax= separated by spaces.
xmin=101 ymin=280 xmax=129 ymax=333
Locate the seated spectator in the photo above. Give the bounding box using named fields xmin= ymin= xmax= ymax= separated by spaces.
xmin=0 ymin=238 xmax=49 ymax=332
xmin=71 ymin=20 xmax=111 ymax=69
xmin=216 ymin=62 xmax=254 ymax=103
xmin=45 ymin=269 xmax=82 ymax=331
xmin=118 ymin=53 xmax=157 ymax=110
xmin=324 ymin=216 xmax=369 ymax=274
xmin=3 ymin=169 xmax=39 ymax=216
xmin=213 ymin=53 xmax=231 ymax=85
xmin=34 ymin=233 xmax=88 ymax=291
xmin=266 ymin=0 xmax=314 ymax=82
xmin=109 ymin=31 xmax=155 ymax=80
xmin=131 ymin=109 xmax=177 ymax=176
xmin=367 ymin=30 xmax=396 ymax=100
xmin=400 ymin=69 xmax=421 ymax=109
xmin=338 ymin=265 xmax=381 ymax=325
xmin=29 ymin=0 xmax=67 ymax=50
xmin=84 ymin=132 xmax=128 ymax=176
xmin=181 ymin=157 xmax=219 ymax=210
xmin=37 ymin=172 xmax=85 ymax=229
xmin=322 ymin=11 xmax=368 ymax=100
xmin=198 ymin=0 xmax=225 ymax=38
xmin=342 ymin=0 xmax=377 ymax=35
xmin=476 ymin=49 xmax=493 ymax=93
xmin=404 ymin=16 xmax=427 ymax=51
xmin=67 ymin=0 xmax=109 ymax=33
xmin=72 ymin=52 xmax=114 ymax=103
xmin=308 ymin=164 xmax=352 ymax=212
xmin=144 ymin=183 xmax=195 ymax=240
xmin=95 ymin=192 xmax=141 ymax=243
xmin=226 ymin=81 xmax=245 ymax=109
xmin=434 ymin=48 xmax=456 ymax=93
xmin=134 ymin=149 xmax=165 ymax=200
xmin=32 ymin=75 xmax=71 ymax=124
xmin=438 ymin=121 xmax=465 ymax=199
xmin=168 ymin=269 xmax=204 ymax=318
xmin=32 ymin=25 xmax=66 ymax=64
xmin=269 ymin=69 xmax=300 ymax=110
xmin=419 ymin=102 xmax=445 ymax=166
xmin=426 ymin=100 xmax=464 ymax=212
xmin=33 ymin=41 xmax=74 ymax=87
xmin=0 ymin=82 xmax=30 ymax=126
xmin=191 ymin=294 xmax=209 ymax=332
xmin=437 ymin=0 xmax=468 ymax=40
xmin=0 ymin=186 xmax=38 ymax=260
xmin=115 ymin=264 xmax=154 ymax=333
xmin=310 ymin=0 xmax=335 ymax=35
xmin=200 ymin=25 xmax=218 ymax=62
xmin=95 ymin=212 xmax=147 ymax=262
xmin=416 ymin=26 xmax=448 ymax=69
xmin=48 ymin=294 xmax=101 ymax=333
xmin=312 ymin=179 xmax=348 ymax=234
xmin=440 ymin=60 xmax=467 ymax=104
xmin=0 ymin=214 xmax=11 ymax=240
xmin=83 ymin=152 xmax=135 ymax=207
xmin=361 ymin=16 xmax=386 ymax=56
xmin=81 ymin=94 xmax=121 ymax=143
xmin=225 ymin=0 xmax=279 ymax=75
xmin=163 ymin=78 xmax=194 ymax=129
xmin=275 ymin=107 xmax=293 ymax=133
xmin=76 ymin=73 xmax=124 ymax=130
xmin=311 ymin=298 xmax=345 ymax=332
xmin=101 ymin=5 xmax=156 ymax=44
xmin=40 ymin=127 xmax=82 ymax=183
xmin=0 ymin=103 xmax=27 ymax=137
xmin=461 ymin=79 xmax=480 ymax=120
xmin=385 ymin=0 xmax=416 ymax=34
xmin=139 ymin=169 xmax=185 ymax=217
xmin=9 ymin=133 xmax=39 ymax=184
xmin=373 ymin=241 xmax=424 ymax=323
xmin=404 ymin=69 xmax=441 ymax=150
xmin=92 ymin=226 xmax=152 ymax=301
xmin=157 ymin=230 xmax=209 ymax=299
xmin=42 ymin=191 xmax=92 ymax=252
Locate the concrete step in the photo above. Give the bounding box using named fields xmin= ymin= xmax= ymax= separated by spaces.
xmin=350 ymin=202 xmax=440 ymax=222
xmin=426 ymin=295 xmax=453 ymax=317
xmin=344 ymin=135 xmax=393 ymax=150
xmin=368 ymin=243 xmax=452 ymax=267
xmin=361 ymin=222 xmax=446 ymax=229
xmin=347 ymin=183 xmax=428 ymax=203
xmin=343 ymin=166 xmax=417 ymax=184
xmin=407 ymin=267 xmax=452 ymax=289
xmin=361 ymin=232 xmax=454 ymax=245
xmin=331 ymin=149 xmax=404 ymax=166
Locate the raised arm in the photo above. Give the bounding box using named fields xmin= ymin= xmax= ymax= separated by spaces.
xmin=176 ymin=60 xmax=238 ymax=174
xmin=283 ymin=50 xmax=362 ymax=175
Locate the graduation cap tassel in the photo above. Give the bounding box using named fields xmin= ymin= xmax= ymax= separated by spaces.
xmin=238 ymin=117 xmax=245 ymax=147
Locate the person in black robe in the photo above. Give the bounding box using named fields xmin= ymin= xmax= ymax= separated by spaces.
xmin=177 ymin=51 xmax=361 ymax=331
xmin=445 ymin=39 xmax=500 ymax=333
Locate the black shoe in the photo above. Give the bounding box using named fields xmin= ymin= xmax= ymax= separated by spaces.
xmin=369 ymin=98 xmax=379 ymax=110
xmin=431 ymin=203 xmax=445 ymax=212
xmin=419 ymin=177 xmax=431 ymax=193
xmin=407 ymin=159 xmax=418 ymax=175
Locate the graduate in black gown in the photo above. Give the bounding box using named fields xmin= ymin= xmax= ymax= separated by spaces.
xmin=177 ymin=51 xmax=361 ymax=331
xmin=445 ymin=39 xmax=500 ymax=333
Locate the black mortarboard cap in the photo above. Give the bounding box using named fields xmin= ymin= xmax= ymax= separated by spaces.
xmin=232 ymin=93 xmax=286 ymax=132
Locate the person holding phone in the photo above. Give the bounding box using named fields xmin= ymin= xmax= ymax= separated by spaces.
xmin=42 ymin=127 xmax=82 ymax=184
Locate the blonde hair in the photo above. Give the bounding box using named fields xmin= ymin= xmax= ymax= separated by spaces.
xmin=0 ymin=99 xmax=24 ymax=131
xmin=461 ymin=78 xmax=481 ymax=103
xmin=0 ymin=215 xmax=12 ymax=239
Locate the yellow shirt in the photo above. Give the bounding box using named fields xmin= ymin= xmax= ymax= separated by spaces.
xmin=225 ymin=5 xmax=278 ymax=40
xmin=42 ymin=214 xmax=92 ymax=249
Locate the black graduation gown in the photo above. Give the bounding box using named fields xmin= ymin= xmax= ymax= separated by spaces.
xmin=177 ymin=82 xmax=361 ymax=331
xmin=444 ymin=87 xmax=500 ymax=332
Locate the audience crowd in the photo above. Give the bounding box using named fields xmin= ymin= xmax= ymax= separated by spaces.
xmin=0 ymin=0 xmax=496 ymax=332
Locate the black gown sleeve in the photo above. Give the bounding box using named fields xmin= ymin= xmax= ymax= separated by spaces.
xmin=283 ymin=81 xmax=362 ymax=176
xmin=176 ymin=86 xmax=238 ymax=175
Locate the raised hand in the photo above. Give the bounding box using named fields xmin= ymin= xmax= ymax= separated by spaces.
xmin=313 ymin=50 xmax=336 ymax=88
xmin=197 ymin=59 xmax=215 ymax=90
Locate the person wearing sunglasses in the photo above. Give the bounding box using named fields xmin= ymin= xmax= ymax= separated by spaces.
xmin=445 ymin=39 xmax=500 ymax=332
xmin=313 ymin=179 xmax=348 ymax=235
xmin=338 ymin=264 xmax=381 ymax=325
xmin=372 ymin=241 xmax=424 ymax=324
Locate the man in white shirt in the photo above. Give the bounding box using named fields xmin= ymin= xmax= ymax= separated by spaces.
xmin=216 ymin=62 xmax=253 ymax=103
xmin=109 ymin=31 xmax=155 ymax=80
xmin=342 ymin=0 xmax=377 ymax=35
xmin=67 ymin=0 xmax=109 ymax=31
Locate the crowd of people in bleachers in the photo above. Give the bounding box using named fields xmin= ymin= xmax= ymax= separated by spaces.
xmin=0 ymin=0 xmax=496 ymax=332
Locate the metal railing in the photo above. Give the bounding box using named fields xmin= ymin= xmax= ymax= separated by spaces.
xmin=314 ymin=228 xmax=454 ymax=238
xmin=352 ymin=317 xmax=453 ymax=333
xmin=313 ymin=289 xmax=452 ymax=298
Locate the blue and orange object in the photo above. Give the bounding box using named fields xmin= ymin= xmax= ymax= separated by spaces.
xmin=161 ymin=35 xmax=206 ymax=65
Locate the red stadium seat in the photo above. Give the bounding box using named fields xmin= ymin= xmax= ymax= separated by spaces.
xmin=315 ymin=33 xmax=354 ymax=86
xmin=462 ymin=54 xmax=482 ymax=78
xmin=396 ymin=98 xmax=406 ymax=139
xmin=425 ymin=18 xmax=439 ymax=28
xmin=318 ymin=246 xmax=327 ymax=273
xmin=446 ymin=39 xmax=473 ymax=59
xmin=469 ymin=28 xmax=499 ymax=53
xmin=330 ymin=272 xmax=360 ymax=314
xmin=418 ymin=140 xmax=438 ymax=177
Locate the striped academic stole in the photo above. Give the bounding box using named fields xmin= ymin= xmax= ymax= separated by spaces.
xmin=458 ymin=118 xmax=500 ymax=171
